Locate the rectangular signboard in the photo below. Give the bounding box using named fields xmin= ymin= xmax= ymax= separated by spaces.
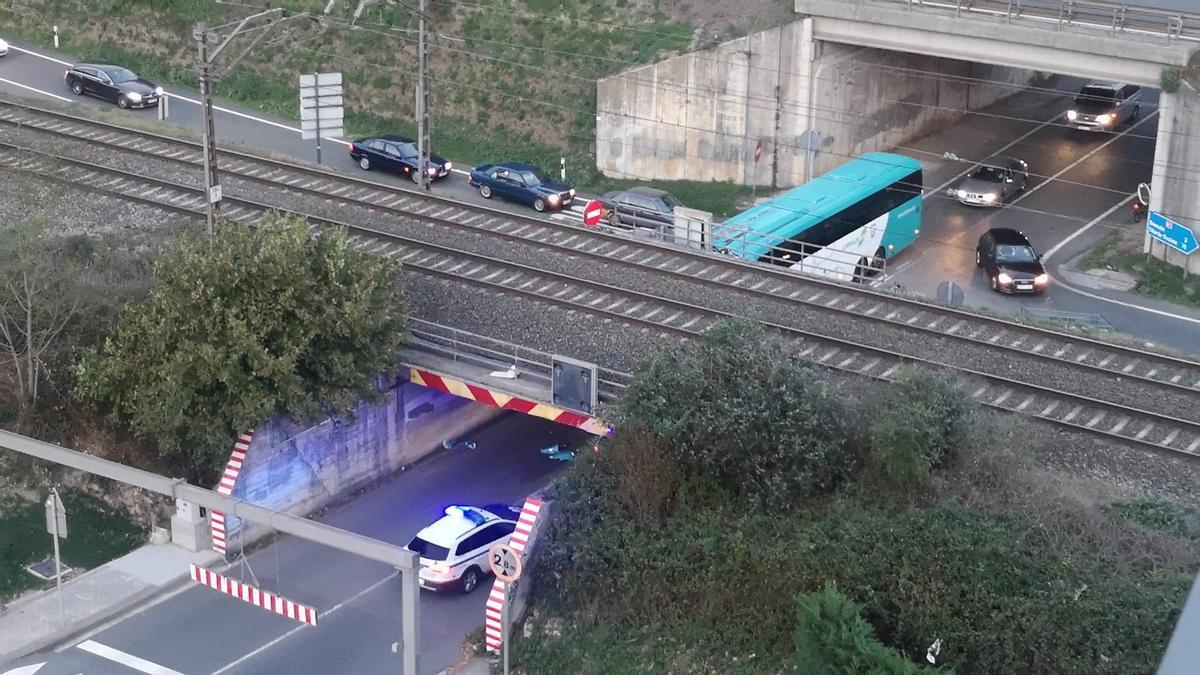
xmin=300 ymin=107 xmax=345 ymax=122
xmin=1147 ymin=211 xmax=1198 ymax=255
xmin=299 ymin=72 xmax=342 ymax=87
xmin=300 ymin=95 xmax=344 ymax=109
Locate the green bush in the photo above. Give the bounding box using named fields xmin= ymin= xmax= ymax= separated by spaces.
xmin=795 ymin=585 xmax=944 ymax=675
xmin=617 ymin=321 xmax=854 ymax=506
xmin=867 ymin=368 xmax=969 ymax=490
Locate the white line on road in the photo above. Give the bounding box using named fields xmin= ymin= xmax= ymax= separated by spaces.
xmin=0 ymin=76 xmax=72 ymax=102
xmin=930 ymin=109 xmax=1064 ymax=196
xmin=1042 ymin=193 xmax=1135 ymax=261
xmin=211 ymin=571 xmax=399 ymax=675
xmin=76 ymin=640 xmax=185 ymax=675
xmin=1055 ymin=278 xmax=1200 ymax=326
xmin=1008 ymin=110 xmax=1158 ymax=208
xmin=10 ymin=45 xmax=72 ymax=66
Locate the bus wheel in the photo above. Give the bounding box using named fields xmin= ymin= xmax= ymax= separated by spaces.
xmin=854 ymin=257 xmax=870 ymax=283
xmin=870 ymin=248 xmax=887 ymax=276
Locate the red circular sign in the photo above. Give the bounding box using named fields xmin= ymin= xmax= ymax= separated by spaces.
xmin=582 ymin=199 xmax=604 ymax=228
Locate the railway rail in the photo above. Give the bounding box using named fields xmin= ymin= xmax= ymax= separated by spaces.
xmin=2 ymin=99 xmax=1199 ymax=461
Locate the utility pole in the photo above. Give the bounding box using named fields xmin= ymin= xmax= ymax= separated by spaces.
xmin=416 ymin=0 xmax=431 ymax=191
xmin=193 ymin=8 xmax=303 ymax=237
xmin=196 ymin=23 xmax=221 ymax=237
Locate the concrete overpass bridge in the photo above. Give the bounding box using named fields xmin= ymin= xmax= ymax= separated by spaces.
xmin=798 ymin=0 xmax=1200 ymax=271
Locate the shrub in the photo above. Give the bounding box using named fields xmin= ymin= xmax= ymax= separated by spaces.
xmin=617 ymin=321 xmax=854 ymax=506
xmin=795 ymin=585 xmax=943 ymax=675
xmin=867 ymin=368 xmax=970 ymax=490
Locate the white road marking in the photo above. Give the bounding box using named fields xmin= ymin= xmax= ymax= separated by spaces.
xmin=0 ymin=664 xmax=46 ymax=675
xmin=1054 ymin=279 xmax=1200 ymax=326
xmin=0 ymin=76 xmax=72 ymax=102
xmin=211 ymin=572 xmax=398 ymax=675
xmin=76 ymin=641 xmax=185 ymax=675
xmin=9 ymin=44 xmax=73 ymax=65
xmin=1008 ymin=110 xmax=1158 ymax=207
xmin=1042 ymin=193 xmax=1135 ymax=261
xmin=930 ymin=109 xmax=1063 ymax=196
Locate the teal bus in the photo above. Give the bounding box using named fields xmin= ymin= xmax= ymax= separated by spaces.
xmin=712 ymin=152 xmax=923 ymax=282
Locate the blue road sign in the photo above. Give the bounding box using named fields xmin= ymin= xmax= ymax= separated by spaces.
xmin=1147 ymin=211 xmax=1198 ymax=255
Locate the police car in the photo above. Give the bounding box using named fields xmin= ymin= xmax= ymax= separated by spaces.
xmin=406 ymin=504 xmax=522 ymax=593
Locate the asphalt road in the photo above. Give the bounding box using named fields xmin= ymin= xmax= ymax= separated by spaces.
xmin=3 ymin=410 xmax=587 ymax=675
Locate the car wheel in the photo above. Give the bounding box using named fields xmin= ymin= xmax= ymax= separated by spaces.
xmin=117 ymin=95 xmax=131 ymax=109
xmin=608 ymin=211 xmax=623 ymax=229
xmin=989 ymin=274 xmax=999 ymax=292
xmin=460 ymin=567 xmax=481 ymax=594
xmin=358 ymin=156 xmax=371 ymax=171
xmin=1132 ymin=104 xmax=1141 ymax=120
xmin=411 ymin=170 xmax=422 ymax=184
xmin=533 ymin=198 xmax=547 ymax=213
xmin=480 ymin=184 xmax=492 ymax=199
xmin=70 ymin=80 xmax=84 ymax=96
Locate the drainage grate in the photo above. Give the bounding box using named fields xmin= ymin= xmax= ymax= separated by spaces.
xmin=25 ymin=557 xmax=72 ymax=581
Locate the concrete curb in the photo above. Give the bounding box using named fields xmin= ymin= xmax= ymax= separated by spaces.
xmin=0 ymin=554 xmax=222 ymax=665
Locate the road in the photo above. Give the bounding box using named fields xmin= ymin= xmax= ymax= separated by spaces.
xmin=1 ymin=410 xmax=587 ymax=675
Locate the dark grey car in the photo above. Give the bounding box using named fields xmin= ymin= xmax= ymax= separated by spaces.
xmin=599 ymin=186 xmax=684 ymax=229
xmin=951 ymin=156 xmax=1028 ymax=207
xmin=64 ymin=63 xmax=162 ymax=109
xmin=1066 ymin=82 xmax=1142 ymax=131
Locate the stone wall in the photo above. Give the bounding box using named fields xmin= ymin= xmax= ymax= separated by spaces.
xmin=217 ymin=381 xmax=503 ymax=541
xmin=1146 ymin=87 xmax=1200 ymax=274
xmin=596 ymin=19 xmax=1042 ymax=187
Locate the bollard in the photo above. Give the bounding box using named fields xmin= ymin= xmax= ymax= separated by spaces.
xmin=52 ymin=25 xmax=59 ymax=49
xmin=158 ymin=93 xmax=169 ymax=121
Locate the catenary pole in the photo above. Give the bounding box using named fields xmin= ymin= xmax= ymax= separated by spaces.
xmin=416 ymin=0 xmax=431 ymax=191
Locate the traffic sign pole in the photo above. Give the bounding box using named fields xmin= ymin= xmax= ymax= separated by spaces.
xmin=45 ymin=487 xmax=67 ymax=623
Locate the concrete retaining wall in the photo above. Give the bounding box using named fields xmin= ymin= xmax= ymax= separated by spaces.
xmin=597 ymin=19 xmax=1041 ymax=187
xmin=218 ymin=382 xmax=503 ymax=540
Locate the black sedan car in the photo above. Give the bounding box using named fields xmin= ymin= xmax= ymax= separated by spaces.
xmin=468 ymin=162 xmax=575 ymax=212
xmin=64 ymin=64 xmax=161 ymax=109
xmin=951 ymin=156 xmax=1028 ymax=207
xmin=976 ymin=228 xmax=1049 ymax=294
xmin=599 ymin=186 xmax=683 ymax=229
xmin=347 ymin=135 xmax=452 ymax=183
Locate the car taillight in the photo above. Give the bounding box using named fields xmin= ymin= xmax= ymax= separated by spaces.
xmin=429 ymin=563 xmax=450 ymax=574
xmin=64 ymin=70 xmax=69 ymax=80
xmin=346 ymin=142 xmax=354 ymax=151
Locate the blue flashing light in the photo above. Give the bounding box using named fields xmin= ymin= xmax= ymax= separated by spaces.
xmin=444 ymin=505 xmax=487 ymax=526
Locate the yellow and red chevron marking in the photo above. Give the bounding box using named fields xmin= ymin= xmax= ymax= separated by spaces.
xmin=210 ymin=431 xmax=254 ymax=556
xmin=410 ymin=368 xmax=612 ymax=436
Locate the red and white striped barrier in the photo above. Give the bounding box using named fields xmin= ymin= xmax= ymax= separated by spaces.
xmin=485 ymin=496 xmax=543 ymax=652
xmin=190 ymin=564 xmax=318 ymax=626
xmin=210 ymin=431 xmax=253 ymax=555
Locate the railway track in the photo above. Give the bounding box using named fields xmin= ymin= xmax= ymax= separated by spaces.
xmin=3 ymin=102 xmax=1200 ymax=460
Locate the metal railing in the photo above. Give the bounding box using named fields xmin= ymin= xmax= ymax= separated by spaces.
xmin=879 ymin=0 xmax=1199 ymax=42
xmin=404 ymin=319 xmax=632 ymax=403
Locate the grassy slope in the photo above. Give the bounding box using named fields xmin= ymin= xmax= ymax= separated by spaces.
xmin=1081 ymin=233 xmax=1200 ymax=309
xmin=2 ymin=0 xmax=756 ymax=216
xmin=0 ymin=492 xmax=144 ymax=599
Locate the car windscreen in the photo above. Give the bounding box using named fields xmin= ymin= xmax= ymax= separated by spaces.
xmin=968 ymin=167 xmax=1005 ymax=183
xmin=996 ymin=245 xmax=1037 ymax=263
xmin=661 ymin=193 xmax=683 ymax=209
xmin=108 ymin=68 xmax=139 ymax=84
xmin=520 ymin=170 xmax=548 ymax=187
xmin=1075 ymin=88 xmax=1116 ymax=105
xmin=407 ymin=536 xmax=450 ymax=561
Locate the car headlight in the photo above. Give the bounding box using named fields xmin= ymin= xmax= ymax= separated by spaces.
xmin=568 ymin=188 xmax=576 ymax=196
xmin=982 ymin=193 xmax=997 ymax=202
xmin=956 ymin=189 xmax=968 ymax=199
xmin=1067 ymin=110 xmax=1077 ymax=121
xmin=444 ymin=161 xmax=452 ymax=171
xmin=154 ymin=86 xmax=163 ymax=96
xmin=1035 ymin=274 xmax=1049 ymax=285
xmin=1096 ymin=113 xmax=1112 ymax=125
xmin=126 ymin=92 xmax=143 ymax=101
xmin=427 ymin=167 xmax=438 ymax=176
xmin=547 ymin=194 xmax=560 ymax=205
xmin=997 ymin=273 xmax=1013 ymax=285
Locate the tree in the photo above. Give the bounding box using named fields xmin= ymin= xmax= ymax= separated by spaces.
xmin=76 ymin=213 xmax=406 ymax=481
xmin=0 ymin=214 xmax=81 ymax=410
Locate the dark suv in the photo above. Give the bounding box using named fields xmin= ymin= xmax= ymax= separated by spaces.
xmin=976 ymin=228 xmax=1049 ymax=294
xmin=1066 ymin=82 xmax=1141 ymax=131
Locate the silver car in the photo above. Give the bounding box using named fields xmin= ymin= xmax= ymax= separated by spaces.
xmin=951 ymin=157 xmax=1028 ymax=207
